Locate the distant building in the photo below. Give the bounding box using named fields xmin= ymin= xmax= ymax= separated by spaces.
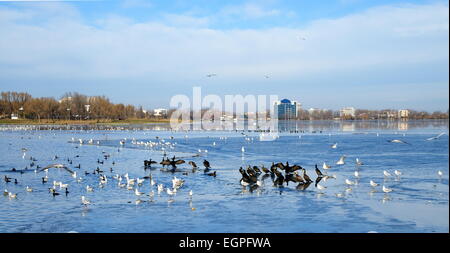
xmin=10 ymin=114 xmax=19 ymax=120
xmin=153 ymin=108 xmax=168 ymax=117
xmin=274 ymin=99 xmax=301 ymax=120
xmin=58 ymin=96 xmax=72 ymax=103
xmin=340 ymin=107 xmax=356 ymax=118
xmin=308 ymin=108 xmax=322 ymax=114
xmin=398 ymin=109 xmax=409 ymax=119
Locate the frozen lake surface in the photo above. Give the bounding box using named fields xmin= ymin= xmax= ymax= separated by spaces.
xmin=0 ymin=120 xmax=448 ymax=233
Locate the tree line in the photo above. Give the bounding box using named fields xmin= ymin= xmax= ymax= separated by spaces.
xmin=296 ymin=109 xmax=448 ymax=120
xmin=0 ymin=91 xmax=159 ymax=121
xmin=1 ymin=91 xmax=447 ymax=121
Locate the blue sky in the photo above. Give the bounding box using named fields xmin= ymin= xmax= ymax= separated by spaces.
xmin=0 ymin=0 xmax=448 ymax=111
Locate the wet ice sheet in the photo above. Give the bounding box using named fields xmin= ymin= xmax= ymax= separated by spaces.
xmin=0 ymin=121 xmax=448 ymax=233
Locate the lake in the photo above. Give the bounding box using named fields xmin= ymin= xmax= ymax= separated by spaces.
xmin=0 ymin=120 xmax=448 ymax=233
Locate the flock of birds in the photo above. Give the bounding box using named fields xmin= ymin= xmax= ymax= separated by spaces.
xmin=1 ymin=131 xmax=447 ymax=207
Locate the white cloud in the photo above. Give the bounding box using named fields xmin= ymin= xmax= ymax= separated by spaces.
xmin=120 ymin=0 xmax=152 ymax=9
xmin=162 ymin=13 xmax=209 ymax=27
xmin=0 ymin=2 xmax=448 ymax=110
xmin=218 ymin=3 xmax=281 ymax=20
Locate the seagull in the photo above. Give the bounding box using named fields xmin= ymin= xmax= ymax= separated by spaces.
xmin=8 ymin=192 xmax=17 ymax=199
xmin=336 ymin=155 xmax=346 ymax=165
xmin=172 ymin=177 xmax=185 ymax=189
xmin=135 ymin=188 xmax=145 ymax=196
xmin=86 ymin=185 xmax=94 ymax=192
xmin=316 ymin=184 xmax=326 ymax=191
xmin=136 ymin=178 xmax=145 ymax=185
xmin=394 ymin=170 xmax=402 ymax=176
xmin=59 ymin=182 xmax=69 ymax=189
xmin=345 ymin=179 xmax=355 ymax=186
xmin=322 ymin=162 xmax=331 ymax=170
xmin=438 ymin=170 xmax=443 ymax=178
xmin=383 ymin=170 xmax=392 ymax=177
xmin=189 ymin=190 xmax=193 ymax=199
xmin=331 ymin=143 xmax=337 ymax=149
xmin=370 ymin=180 xmax=379 ymax=187
xmin=157 ymin=184 xmax=164 ymax=194
xmin=356 ymin=158 xmax=363 ymax=166
xmin=241 ymin=146 xmax=245 ymax=153
xmin=26 ymin=186 xmax=33 ymax=192
xmin=37 ymin=164 xmax=74 ymax=175
xmin=426 ymin=132 xmax=446 ymax=141
xmin=382 ymin=185 xmax=393 ymax=193
xmin=206 ymin=73 xmax=217 ymax=78
xmin=81 ymin=196 xmax=91 ymax=206
xmin=388 ymin=139 xmax=410 ymax=145
xmin=354 ymin=171 xmax=360 ymax=178
xmin=166 ymin=188 xmax=176 ymax=196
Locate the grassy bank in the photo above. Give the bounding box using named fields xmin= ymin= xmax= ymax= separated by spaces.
xmin=0 ymin=118 xmax=171 ymax=125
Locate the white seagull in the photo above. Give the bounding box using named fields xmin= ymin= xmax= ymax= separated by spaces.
xmin=382 ymin=185 xmax=393 ymax=193
xmin=336 ymin=155 xmax=346 ymax=165
xmin=81 ymin=196 xmax=91 ymax=206
xmin=426 ymin=132 xmax=446 ymax=141
xmin=369 ymin=180 xmax=379 ymax=187
xmin=316 ymin=184 xmax=327 ymax=191
xmin=135 ymin=188 xmax=144 ymax=196
xmin=394 ymin=170 xmax=402 ymax=176
xmin=383 ymin=170 xmax=392 ymax=177
xmin=388 ymin=139 xmax=410 ymax=145
xmin=331 ymin=143 xmax=337 ymax=149
xmin=157 ymin=184 xmax=164 ymax=194
xmin=345 ymin=179 xmax=355 ymax=186
xmin=37 ymin=164 xmax=74 ymax=174
xmin=166 ymin=188 xmax=176 ymax=197
xmin=323 ymin=162 xmax=331 ymax=170
xmin=356 ymin=158 xmax=363 ymax=166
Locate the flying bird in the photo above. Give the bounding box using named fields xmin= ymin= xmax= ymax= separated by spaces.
xmin=36 ymin=164 xmax=74 ymax=175
xmin=426 ymin=132 xmax=446 ymax=141
xmin=387 ymin=139 xmax=410 ymax=145
xmin=206 ymin=74 xmax=217 ymax=78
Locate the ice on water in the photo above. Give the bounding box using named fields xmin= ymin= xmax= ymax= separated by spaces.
xmin=0 ymin=120 xmax=448 ymax=232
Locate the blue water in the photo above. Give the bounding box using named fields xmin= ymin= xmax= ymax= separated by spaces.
xmin=0 ymin=120 xmax=448 ymax=233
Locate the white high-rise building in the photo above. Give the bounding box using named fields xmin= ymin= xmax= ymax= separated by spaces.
xmin=340 ymin=107 xmax=356 ymax=118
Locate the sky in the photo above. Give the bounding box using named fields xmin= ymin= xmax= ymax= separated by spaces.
xmin=0 ymin=0 xmax=448 ymax=111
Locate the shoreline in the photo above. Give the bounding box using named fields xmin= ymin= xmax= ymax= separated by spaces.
xmin=0 ymin=118 xmax=448 ymax=126
xmin=0 ymin=118 xmax=171 ymax=125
